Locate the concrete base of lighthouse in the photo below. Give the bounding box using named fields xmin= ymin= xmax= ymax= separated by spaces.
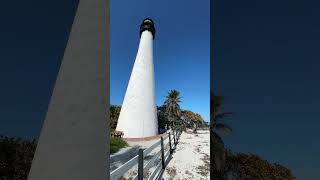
xmin=124 ymin=133 xmax=164 ymax=141
xmin=124 ymin=133 xmax=168 ymax=148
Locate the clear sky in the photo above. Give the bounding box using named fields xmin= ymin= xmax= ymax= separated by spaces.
xmin=0 ymin=0 xmax=79 ymax=139
xmin=213 ymin=0 xmax=320 ymax=179
xmin=110 ymin=0 xmax=210 ymax=121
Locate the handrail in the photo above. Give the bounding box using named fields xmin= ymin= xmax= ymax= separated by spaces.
xmin=143 ymin=139 xmax=161 ymax=157
xmin=144 ymin=149 xmax=162 ymax=172
xmin=110 ymin=154 xmax=139 ymax=180
xmin=147 ymin=160 xmax=162 ymax=180
xmin=110 ymin=129 xmax=182 ymax=180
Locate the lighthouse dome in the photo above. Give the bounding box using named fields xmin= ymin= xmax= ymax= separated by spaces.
xmin=140 ymin=18 xmax=156 ymax=39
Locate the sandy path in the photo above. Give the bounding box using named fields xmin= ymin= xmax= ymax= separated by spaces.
xmin=162 ymin=129 xmax=210 ymax=180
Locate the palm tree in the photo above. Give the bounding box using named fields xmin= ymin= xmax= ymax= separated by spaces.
xmin=211 ymin=94 xmax=233 ymax=134
xmin=164 ymin=90 xmax=182 ymax=128
xmin=211 ymin=91 xmax=233 ymax=179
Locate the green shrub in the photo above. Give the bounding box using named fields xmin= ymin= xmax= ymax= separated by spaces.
xmin=110 ymin=137 xmax=128 ymax=154
xmin=172 ymin=124 xmax=186 ymax=132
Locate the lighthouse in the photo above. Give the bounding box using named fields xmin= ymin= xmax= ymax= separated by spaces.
xmin=116 ymin=18 xmax=158 ymax=138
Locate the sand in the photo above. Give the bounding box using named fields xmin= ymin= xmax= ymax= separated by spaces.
xmin=163 ymin=129 xmax=210 ymax=180
xmin=112 ymin=129 xmax=210 ymax=180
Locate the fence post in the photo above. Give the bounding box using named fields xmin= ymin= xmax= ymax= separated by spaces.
xmin=177 ymin=131 xmax=180 ymax=141
xmin=177 ymin=130 xmax=179 ymax=140
xmin=160 ymin=137 xmax=165 ymax=169
xmin=175 ymin=130 xmax=178 ymax=143
xmin=138 ymin=149 xmax=143 ymax=180
xmin=173 ymin=130 xmax=176 ymax=145
xmin=168 ymin=132 xmax=172 ymax=154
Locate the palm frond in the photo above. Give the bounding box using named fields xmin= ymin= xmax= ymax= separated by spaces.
xmin=211 ymin=131 xmax=224 ymax=147
xmin=215 ymin=123 xmax=232 ymax=134
xmin=214 ymin=112 xmax=234 ymax=121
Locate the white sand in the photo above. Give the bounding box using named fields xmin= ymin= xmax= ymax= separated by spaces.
xmin=114 ymin=130 xmax=210 ymax=180
xmin=163 ymin=129 xmax=210 ymax=180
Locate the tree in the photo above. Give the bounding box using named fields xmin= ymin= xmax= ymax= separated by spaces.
xmin=157 ymin=105 xmax=169 ymax=131
xmin=224 ymin=152 xmax=295 ymax=180
xmin=211 ymin=93 xmax=233 ymax=134
xmin=180 ymin=110 xmax=205 ymax=128
xmin=164 ymin=90 xmax=182 ymax=128
xmin=110 ymin=105 xmax=121 ymax=131
xmin=211 ymin=92 xmax=234 ymax=179
xmin=0 ymin=135 xmax=36 ymax=180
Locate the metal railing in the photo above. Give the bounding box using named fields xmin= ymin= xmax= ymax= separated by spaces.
xmin=110 ymin=129 xmax=182 ymax=180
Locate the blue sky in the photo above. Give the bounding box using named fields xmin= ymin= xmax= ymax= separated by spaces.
xmin=0 ymin=0 xmax=78 ymax=138
xmin=214 ymin=0 xmax=320 ymax=179
xmin=110 ymin=0 xmax=210 ymax=121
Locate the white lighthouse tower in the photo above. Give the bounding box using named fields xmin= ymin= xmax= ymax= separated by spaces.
xmin=116 ymin=18 xmax=158 ymax=138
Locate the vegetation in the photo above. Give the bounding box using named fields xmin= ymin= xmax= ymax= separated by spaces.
xmin=161 ymin=89 xmax=209 ymax=130
xmin=164 ymin=90 xmax=182 ymax=127
xmin=224 ymin=151 xmax=295 ymax=180
xmin=157 ymin=105 xmax=169 ymax=131
xmin=180 ymin=110 xmax=206 ymax=128
xmin=171 ymin=124 xmax=186 ymax=132
xmin=110 ymin=137 xmax=128 ymax=154
xmin=0 ymin=135 xmax=36 ymax=180
xmin=210 ymin=92 xmax=234 ymax=179
xmin=110 ymin=105 xmax=121 ymax=131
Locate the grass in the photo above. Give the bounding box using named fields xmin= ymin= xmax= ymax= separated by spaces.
xmin=110 ymin=136 xmax=128 ymax=154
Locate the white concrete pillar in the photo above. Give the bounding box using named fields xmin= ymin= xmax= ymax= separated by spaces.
xmin=116 ymin=19 xmax=158 ymax=138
